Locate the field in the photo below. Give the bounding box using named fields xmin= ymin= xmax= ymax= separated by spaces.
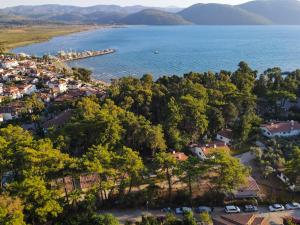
xmin=0 ymin=25 xmax=97 ymax=51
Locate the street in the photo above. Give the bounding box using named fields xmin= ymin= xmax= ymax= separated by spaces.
xmin=100 ymin=206 xmax=300 ymax=224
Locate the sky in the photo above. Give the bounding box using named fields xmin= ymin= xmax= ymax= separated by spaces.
xmin=0 ymin=0 xmax=251 ymax=8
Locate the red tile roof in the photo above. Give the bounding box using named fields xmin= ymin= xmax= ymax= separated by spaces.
xmin=261 ymin=121 xmax=300 ymax=134
xmin=171 ymin=151 xmax=188 ymax=161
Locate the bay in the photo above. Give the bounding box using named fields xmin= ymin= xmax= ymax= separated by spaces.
xmin=12 ymin=25 xmax=300 ymax=82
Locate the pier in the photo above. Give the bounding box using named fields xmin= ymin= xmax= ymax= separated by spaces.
xmin=56 ymin=49 xmax=116 ymax=61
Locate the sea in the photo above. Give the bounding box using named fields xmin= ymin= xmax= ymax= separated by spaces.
xmin=12 ymin=25 xmax=300 ymax=82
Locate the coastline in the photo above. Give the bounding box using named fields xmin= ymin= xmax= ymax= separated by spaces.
xmin=4 ymin=24 xmax=119 ymax=52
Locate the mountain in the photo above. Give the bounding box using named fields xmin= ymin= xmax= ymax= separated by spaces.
xmin=120 ymin=9 xmax=191 ymax=25
xmin=239 ymin=0 xmax=300 ymax=25
xmin=1 ymin=0 xmax=300 ymax=25
xmin=178 ymin=3 xmax=272 ymax=25
xmin=84 ymin=11 xmax=127 ymax=24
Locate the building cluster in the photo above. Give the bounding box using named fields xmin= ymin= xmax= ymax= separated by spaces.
xmin=0 ymin=54 xmax=106 ymax=122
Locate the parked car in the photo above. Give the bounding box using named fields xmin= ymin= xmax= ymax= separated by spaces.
xmin=194 ymin=206 xmax=212 ymax=213
xmin=161 ymin=207 xmax=172 ymax=213
xmin=175 ymin=207 xmax=192 ymax=214
xmin=244 ymin=205 xmax=258 ymax=212
xmin=224 ymin=205 xmax=241 ymax=214
xmin=269 ymin=204 xmax=285 ymax=212
xmin=285 ymin=202 xmax=300 ymax=210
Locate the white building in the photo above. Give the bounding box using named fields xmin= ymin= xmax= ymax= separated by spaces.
xmin=19 ymin=84 xmax=37 ymax=95
xmin=216 ymin=129 xmax=232 ymax=145
xmin=260 ymin=121 xmax=300 ymax=138
xmin=0 ymin=60 xmax=19 ymax=69
xmin=0 ymin=83 xmax=3 ymax=95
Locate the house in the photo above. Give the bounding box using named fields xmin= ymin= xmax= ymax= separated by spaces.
xmin=18 ymin=84 xmax=37 ymax=95
xmin=171 ymin=151 xmax=188 ymax=161
xmin=51 ymin=176 xmax=75 ymax=194
xmin=0 ymin=102 xmax=26 ymax=121
xmin=79 ymin=173 xmax=100 ymax=191
xmin=213 ymin=214 xmax=268 ymax=225
xmin=3 ymin=86 xmax=22 ymax=99
xmin=189 ymin=141 xmax=230 ymax=160
xmin=68 ymin=80 xmax=82 ymax=89
xmin=48 ymin=80 xmax=68 ymax=93
xmin=260 ymin=121 xmax=300 ymax=138
xmin=216 ymin=129 xmax=233 ymax=145
xmin=0 ymin=83 xmax=3 ymax=95
xmin=233 ymin=176 xmax=260 ymax=199
xmin=0 ymin=60 xmax=19 ymax=69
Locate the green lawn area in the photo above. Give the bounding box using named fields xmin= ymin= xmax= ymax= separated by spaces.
xmin=0 ymin=25 xmax=95 ymax=51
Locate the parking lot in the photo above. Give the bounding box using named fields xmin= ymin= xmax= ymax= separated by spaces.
xmin=100 ymin=206 xmax=300 ymax=224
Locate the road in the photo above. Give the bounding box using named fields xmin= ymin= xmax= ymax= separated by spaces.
xmin=100 ymin=206 xmax=300 ymax=224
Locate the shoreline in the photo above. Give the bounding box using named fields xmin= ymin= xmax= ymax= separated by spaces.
xmin=6 ymin=24 xmax=121 ymax=52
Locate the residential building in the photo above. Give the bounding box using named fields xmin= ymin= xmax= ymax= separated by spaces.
xmin=171 ymin=151 xmax=188 ymax=161
xmin=0 ymin=83 xmax=3 ymax=95
xmin=3 ymin=86 xmax=22 ymax=99
xmin=261 ymin=121 xmax=300 ymax=138
xmin=233 ymin=176 xmax=260 ymax=199
xmin=216 ymin=129 xmax=233 ymax=144
xmin=189 ymin=141 xmax=230 ymax=160
xmin=0 ymin=60 xmax=19 ymax=69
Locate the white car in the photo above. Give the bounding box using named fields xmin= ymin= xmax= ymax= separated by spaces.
xmin=175 ymin=207 xmax=192 ymax=214
xmin=224 ymin=205 xmax=241 ymax=214
xmin=285 ymin=202 xmax=300 ymax=210
xmin=269 ymin=204 xmax=285 ymax=212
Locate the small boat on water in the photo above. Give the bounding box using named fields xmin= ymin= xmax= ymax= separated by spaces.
xmin=154 ymin=50 xmax=159 ymax=54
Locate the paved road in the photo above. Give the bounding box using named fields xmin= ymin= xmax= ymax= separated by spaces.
xmin=100 ymin=206 xmax=300 ymax=224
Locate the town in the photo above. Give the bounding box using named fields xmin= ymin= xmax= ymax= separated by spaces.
xmin=1 ymin=50 xmax=300 ymax=225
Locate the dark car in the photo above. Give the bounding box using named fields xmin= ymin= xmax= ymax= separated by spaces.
xmin=244 ymin=205 xmax=258 ymax=212
xmin=161 ymin=207 xmax=172 ymax=213
xmin=194 ymin=206 xmax=212 ymax=213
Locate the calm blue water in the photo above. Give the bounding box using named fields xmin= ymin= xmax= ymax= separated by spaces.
xmin=13 ymin=26 xmax=300 ymax=81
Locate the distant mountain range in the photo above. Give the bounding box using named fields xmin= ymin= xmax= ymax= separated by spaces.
xmin=1 ymin=0 xmax=300 ymax=26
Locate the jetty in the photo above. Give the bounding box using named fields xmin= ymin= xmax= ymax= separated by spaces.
xmin=56 ymin=49 xmax=116 ymax=62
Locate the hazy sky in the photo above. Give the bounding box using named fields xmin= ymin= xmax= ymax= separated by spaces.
xmin=0 ymin=0 xmax=251 ymax=8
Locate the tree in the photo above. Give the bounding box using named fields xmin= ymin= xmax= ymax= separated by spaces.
xmin=0 ymin=195 xmax=25 ymax=225
xmin=179 ymin=156 xmax=206 ymax=200
xmin=286 ymin=147 xmax=300 ymax=182
xmin=10 ymin=176 xmax=62 ymax=224
xmin=91 ymin=213 xmax=120 ymax=225
xmin=182 ymin=211 xmax=197 ymax=225
xmin=199 ymin=212 xmax=212 ymax=224
xmin=154 ymin=151 xmax=178 ymax=200
xmin=72 ymin=67 xmax=92 ymax=82
xmin=114 ymin=147 xmax=145 ymax=197
xmin=207 ymin=107 xmax=225 ymax=136
xmin=209 ymin=152 xmax=250 ymax=193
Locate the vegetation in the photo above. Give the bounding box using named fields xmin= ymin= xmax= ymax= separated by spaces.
xmin=72 ymin=67 xmax=92 ymax=82
xmin=0 ymin=25 xmax=94 ymax=51
xmin=2 ymin=61 xmax=300 ymax=224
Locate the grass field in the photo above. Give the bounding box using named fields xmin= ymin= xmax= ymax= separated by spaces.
xmin=0 ymin=25 xmax=97 ymax=51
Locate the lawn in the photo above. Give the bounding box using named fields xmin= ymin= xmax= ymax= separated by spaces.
xmin=0 ymin=25 xmax=96 ymax=51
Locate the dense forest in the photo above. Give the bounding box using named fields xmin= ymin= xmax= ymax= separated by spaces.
xmin=1 ymin=62 xmax=300 ymax=225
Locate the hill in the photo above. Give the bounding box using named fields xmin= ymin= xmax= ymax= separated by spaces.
xmin=239 ymin=0 xmax=300 ymax=25
xmin=120 ymin=9 xmax=191 ymax=25
xmin=178 ymin=3 xmax=272 ymax=25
